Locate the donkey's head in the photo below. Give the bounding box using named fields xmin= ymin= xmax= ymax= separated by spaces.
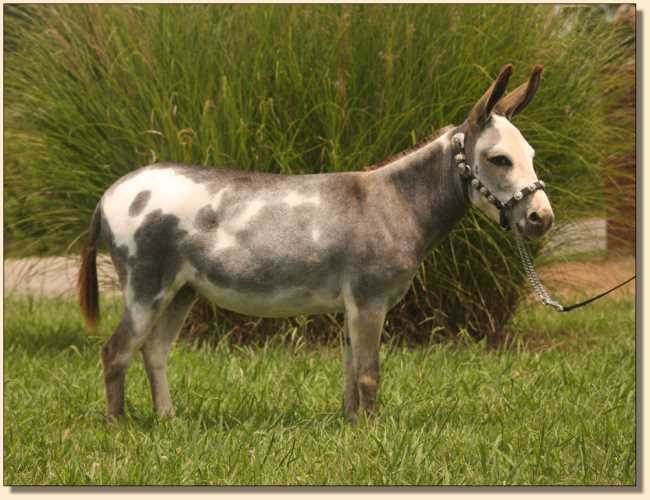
xmin=460 ymin=64 xmax=554 ymax=239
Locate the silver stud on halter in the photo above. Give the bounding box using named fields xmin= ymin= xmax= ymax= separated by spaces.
xmin=452 ymin=132 xmax=465 ymax=151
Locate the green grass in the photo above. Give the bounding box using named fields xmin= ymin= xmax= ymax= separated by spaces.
xmin=4 ymin=295 xmax=635 ymax=486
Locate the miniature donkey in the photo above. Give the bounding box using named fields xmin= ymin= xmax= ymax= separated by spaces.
xmin=79 ymin=64 xmax=554 ymax=423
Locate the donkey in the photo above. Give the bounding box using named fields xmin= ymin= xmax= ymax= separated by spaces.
xmin=78 ymin=64 xmax=554 ymax=423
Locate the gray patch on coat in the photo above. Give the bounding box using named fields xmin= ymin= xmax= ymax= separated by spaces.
xmin=130 ymin=210 xmax=187 ymax=304
xmin=348 ymin=177 xmax=367 ymax=205
xmin=171 ymin=164 xmax=288 ymax=195
xmin=129 ymin=190 xmax=151 ymax=217
xmin=194 ymin=205 xmax=221 ymax=232
xmin=184 ymin=230 xmax=344 ymax=298
xmin=229 ymin=200 xmax=344 ymax=296
xmin=182 ymin=236 xmax=235 ymax=289
xmin=101 ymin=309 xmax=134 ymax=373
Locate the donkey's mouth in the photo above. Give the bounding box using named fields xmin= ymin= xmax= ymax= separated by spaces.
xmin=516 ymin=218 xmax=552 ymax=240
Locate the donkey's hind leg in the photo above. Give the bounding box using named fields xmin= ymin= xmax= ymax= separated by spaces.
xmin=101 ymin=303 xmax=159 ymax=421
xmin=141 ymin=286 xmax=197 ymax=418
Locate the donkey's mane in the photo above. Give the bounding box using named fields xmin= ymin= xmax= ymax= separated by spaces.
xmin=364 ymin=125 xmax=454 ymax=171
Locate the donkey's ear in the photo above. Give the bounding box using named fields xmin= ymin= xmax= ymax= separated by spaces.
xmin=467 ymin=64 xmax=513 ymax=129
xmin=495 ymin=65 xmax=544 ymax=120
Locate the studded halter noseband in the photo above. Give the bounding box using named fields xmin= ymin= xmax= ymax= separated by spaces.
xmin=451 ymin=132 xmax=545 ymax=231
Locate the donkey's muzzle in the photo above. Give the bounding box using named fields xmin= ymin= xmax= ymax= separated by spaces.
xmin=520 ymin=207 xmax=554 ymax=239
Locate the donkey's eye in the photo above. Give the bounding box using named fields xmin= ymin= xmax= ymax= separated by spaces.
xmin=488 ymin=155 xmax=512 ymax=167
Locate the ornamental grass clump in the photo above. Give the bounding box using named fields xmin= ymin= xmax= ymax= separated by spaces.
xmin=4 ymin=4 xmax=634 ymax=343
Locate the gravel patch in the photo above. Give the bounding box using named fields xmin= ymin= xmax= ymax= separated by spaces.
xmin=539 ymin=218 xmax=607 ymax=257
xmin=4 ymin=254 xmax=118 ymax=298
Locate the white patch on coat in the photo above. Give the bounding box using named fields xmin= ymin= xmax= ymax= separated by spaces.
xmin=283 ymin=191 xmax=320 ymax=207
xmin=231 ymin=199 xmax=266 ymax=230
xmin=214 ymin=227 xmax=237 ymax=251
xmin=101 ymin=167 xmax=212 ymax=256
xmin=211 ymin=198 xmax=266 ymax=251
xmin=211 ymin=188 xmax=229 ymax=211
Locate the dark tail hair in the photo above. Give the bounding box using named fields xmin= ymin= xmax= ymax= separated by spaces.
xmin=78 ymin=204 xmax=102 ymax=334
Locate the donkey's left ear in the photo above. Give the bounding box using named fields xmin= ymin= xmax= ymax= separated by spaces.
xmin=467 ymin=64 xmax=513 ymax=129
xmin=495 ymin=65 xmax=544 ymax=120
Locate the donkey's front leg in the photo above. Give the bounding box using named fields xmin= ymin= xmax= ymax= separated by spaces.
xmin=342 ymin=315 xmax=360 ymax=422
xmin=343 ymin=297 xmax=386 ymax=423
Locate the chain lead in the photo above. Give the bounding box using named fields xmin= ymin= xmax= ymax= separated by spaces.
xmin=514 ymin=230 xmax=565 ymax=311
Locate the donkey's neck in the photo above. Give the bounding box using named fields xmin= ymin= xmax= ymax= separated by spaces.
xmin=370 ymin=128 xmax=469 ymax=260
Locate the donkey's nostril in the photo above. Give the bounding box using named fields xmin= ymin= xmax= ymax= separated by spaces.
xmin=528 ymin=211 xmax=542 ymax=224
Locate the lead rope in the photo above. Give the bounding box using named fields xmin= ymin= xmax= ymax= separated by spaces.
xmin=514 ymin=219 xmax=636 ymax=312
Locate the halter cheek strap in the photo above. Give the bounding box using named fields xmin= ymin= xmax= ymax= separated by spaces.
xmin=451 ymin=132 xmax=546 ymax=231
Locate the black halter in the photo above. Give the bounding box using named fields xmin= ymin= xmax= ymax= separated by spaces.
xmin=451 ymin=132 xmax=546 ymax=230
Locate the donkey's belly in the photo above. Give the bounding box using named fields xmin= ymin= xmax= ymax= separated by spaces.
xmin=190 ymin=273 xmax=344 ymax=318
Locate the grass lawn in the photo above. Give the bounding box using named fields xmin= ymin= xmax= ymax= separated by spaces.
xmin=3 ymin=295 xmax=635 ymax=486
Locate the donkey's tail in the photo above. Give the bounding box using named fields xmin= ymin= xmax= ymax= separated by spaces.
xmin=78 ymin=204 xmax=102 ymax=334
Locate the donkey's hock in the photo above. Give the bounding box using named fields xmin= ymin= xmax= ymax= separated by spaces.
xmin=77 ymin=63 xmax=553 ymax=423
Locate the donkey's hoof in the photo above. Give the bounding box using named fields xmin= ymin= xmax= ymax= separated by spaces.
xmin=344 ymin=411 xmax=358 ymax=426
xmin=105 ymin=413 xmax=125 ymax=425
xmin=157 ymin=408 xmax=176 ymax=420
xmin=358 ymin=405 xmax=380 ymax=423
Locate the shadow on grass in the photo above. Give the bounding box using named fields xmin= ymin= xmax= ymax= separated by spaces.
xmin=4 ymin=325 xmax=102 ymax=356
xmin=110 ymin=396 xmax=345 ymax=433
xmin=180 ymin=401 xmax=343 ymax=432
xmin=5 ymin=295 xmax=115 ymax=355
